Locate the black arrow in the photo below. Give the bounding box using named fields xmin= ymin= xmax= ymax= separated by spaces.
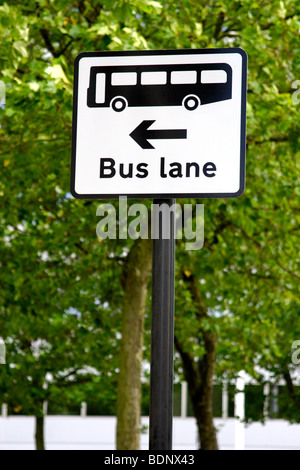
xmin=130 ymin=120 xmax=187 ymax=149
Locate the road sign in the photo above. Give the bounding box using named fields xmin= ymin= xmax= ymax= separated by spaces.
xmin=71 ymin=48 xmax=247 ymax=198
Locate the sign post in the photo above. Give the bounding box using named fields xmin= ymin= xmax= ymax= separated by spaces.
xmin=149 ymin=199 xmax=175 ymax=450
xmin=71 ymin=48 xmax=247 ymax=451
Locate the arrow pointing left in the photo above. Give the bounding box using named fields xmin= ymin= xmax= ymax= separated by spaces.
xmin=130 ymin=120 xmax=187 ymax=149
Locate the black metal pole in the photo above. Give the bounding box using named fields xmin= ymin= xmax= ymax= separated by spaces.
xmin=149 ymin=198 xmax=175 ymax=450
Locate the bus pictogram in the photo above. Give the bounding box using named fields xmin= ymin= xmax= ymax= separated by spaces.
xmin=87 ymin=63 xmax=232 ymax=112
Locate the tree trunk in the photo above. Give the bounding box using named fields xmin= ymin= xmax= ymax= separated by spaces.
xmin=116 ymin=238 xmax=152 ymax=450
xmin=35 ymin=415 xmax=45 ymax=450
xmin=175 ymin=274 xmax=218 ymax=450
xmin=194 ymin=332 xmax=218 ymax=450
xmin=175 ymin=331 xmax=218 ymax=450
xmin=283 ymin=367 xmax=300 ymax=412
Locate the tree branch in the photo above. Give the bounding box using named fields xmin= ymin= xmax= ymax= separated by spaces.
xmin=213 ymin=11 xmax=225 ymax=40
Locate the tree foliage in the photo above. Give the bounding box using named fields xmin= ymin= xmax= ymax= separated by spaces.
xmin=0 ymin=0 xmax=299 ymax=451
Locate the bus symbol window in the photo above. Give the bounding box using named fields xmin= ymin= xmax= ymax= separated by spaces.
xmin=201 ymin=70 xmax=227 ymax=84
xmin=87 ymin=63 xmax=232 ymax=111
xmin=141 ymin=71 xmax=167 ymax=85
xmin=112 ymin=72 xmax=137 ymax=86
xmin=171 ymin=71 xmax=197 ymax=84
xmin=95 ymin=73 xmax=106 ymax=104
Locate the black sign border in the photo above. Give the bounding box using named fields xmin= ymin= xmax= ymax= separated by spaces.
xmin=71 ymin=48 xmax=247 ymax=199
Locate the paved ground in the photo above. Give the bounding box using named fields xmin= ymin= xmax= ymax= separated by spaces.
xmin=0 ymin=416 xmax=299 ymax=450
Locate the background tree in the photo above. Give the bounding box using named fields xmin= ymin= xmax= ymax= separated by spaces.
xmin=0 ymin=0 xmax=156 ymax=450
xmin=171 ymin=0 xmax=300 ymax=448
xmin=0 ymin=0 xmax=299 ymax=452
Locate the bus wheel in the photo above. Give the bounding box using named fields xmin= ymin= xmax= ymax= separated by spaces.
xmin=183 ymin=95 xmax=200 ymax=110
xmin=111 ymin=97 xmax=127 ymax=112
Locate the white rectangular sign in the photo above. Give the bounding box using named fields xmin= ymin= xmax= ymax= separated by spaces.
xmin=71 ymin=48 xmax=247 ymax=199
